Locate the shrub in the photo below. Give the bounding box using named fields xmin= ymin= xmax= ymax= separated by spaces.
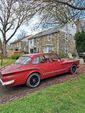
xmin=11 ymin=54 xmax=22 ymax=59
xmin=75 ymin=31 xmax=85 ymax=54
xmin=58 ymin=52 xmax=67 ymax=58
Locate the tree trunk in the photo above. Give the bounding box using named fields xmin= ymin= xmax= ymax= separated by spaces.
xmin=2 ymin=41 xmax=7 ymax=58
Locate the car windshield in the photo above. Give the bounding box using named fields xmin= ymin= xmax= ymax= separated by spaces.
xmin=15 ymin=56 xmax=32 ymax=64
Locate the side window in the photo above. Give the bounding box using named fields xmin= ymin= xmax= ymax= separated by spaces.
xmin=32 ymin=57 xmax=40 ymax=64
xmin=44 ymin=54 xmax=58 ymax=61
xmin=32 ymin=56 xmax=45 ymax=64
xmin=50 ymin=54 xmax=58 ymax=59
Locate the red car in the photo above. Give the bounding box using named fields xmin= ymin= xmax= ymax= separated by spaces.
xmin=0 ymin=52 xmax=79 ymax=88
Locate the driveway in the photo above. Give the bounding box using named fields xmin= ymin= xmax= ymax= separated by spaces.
xmin=0 ymin=64 xmax=85 ymax=104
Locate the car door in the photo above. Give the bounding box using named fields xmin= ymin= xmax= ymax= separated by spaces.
xmin=32 ymin=55 xmax=58 ymax=79
xmin=49 ymin=59 xmax=65 ymax=75
xmin=44 ymin=53 xmax=66 ymax=76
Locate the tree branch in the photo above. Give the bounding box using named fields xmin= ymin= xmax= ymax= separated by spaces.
xmin=6 ymin=22 xmax=21 ymax=43
xmin=55 ymin=0 xmax=85 ymax=10
xmin=43 ymin=0 xmax=85 ymax=10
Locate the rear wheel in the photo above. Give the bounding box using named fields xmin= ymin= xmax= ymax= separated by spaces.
xmin=26 ymin=73 xmax=40 ymax=88
xmin=70 ymin=65 xmax=77 ymax=74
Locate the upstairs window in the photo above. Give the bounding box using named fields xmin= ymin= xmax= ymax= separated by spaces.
xmin=30 ymin=40 xmax=32 ymax=44
xmin=48 ymin=34 xmax=51 ymax=41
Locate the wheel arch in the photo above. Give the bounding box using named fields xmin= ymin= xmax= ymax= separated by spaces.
xmin=29 ymin=71 xmax=41 ymax=77
xmin=26 ymin=70 xmax=42 ymax=82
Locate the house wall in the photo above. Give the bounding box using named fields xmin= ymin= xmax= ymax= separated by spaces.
xmin=11 ymin=30 xmax=76 ymax=55
xmin=35 ymin=33 xmax=59 ymax=53
xmin=28 ymin=33 xmax=59 ymax=53
xmin=28 ymin=31 xmax=76 ymax=54
xmin=58 ymin=31 xmax=76 ymax=54
xmin=21 ymin=41 xmax=28 ymax=52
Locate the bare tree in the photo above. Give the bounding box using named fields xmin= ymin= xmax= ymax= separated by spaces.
xmin=0 ymin=0 xmax=84 ymax=57
xmin=17 ymin=29 xmax=27 ymax=39
xmin=0 ymin=0 xmax=42 ymax=57
xmin=33 ymin=0 xmax=84 ymax=30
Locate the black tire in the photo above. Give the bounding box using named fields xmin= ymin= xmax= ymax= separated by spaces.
xmin=26 ymin=73 xmax=40 ymax=88
xmin=70 ymin=65 xmax=77 ymax=74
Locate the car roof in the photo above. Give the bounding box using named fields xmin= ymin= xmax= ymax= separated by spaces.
xmin=23 ymin=52 xmax=55 ymax=58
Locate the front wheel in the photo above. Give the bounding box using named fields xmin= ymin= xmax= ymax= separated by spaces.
xmin=70 ymin=65 xmax=77 ymax=74
xmin=26 ymin=73 xmax=40 ymax=88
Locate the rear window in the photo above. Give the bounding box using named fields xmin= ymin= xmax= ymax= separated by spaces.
xmin=15 ymin=56 xmax=32 ymax=64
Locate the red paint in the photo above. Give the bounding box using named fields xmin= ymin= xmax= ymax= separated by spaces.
xmin=0 ymin=52 xmax=80 ymax=87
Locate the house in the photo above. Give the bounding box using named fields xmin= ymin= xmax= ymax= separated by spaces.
xmin=10 ymin=28 xmax=76 ymax=54
xmin=27 ymin=28 xmax=76 ymax=54
xmin=10 ymin=35 xmax=31 ymax=53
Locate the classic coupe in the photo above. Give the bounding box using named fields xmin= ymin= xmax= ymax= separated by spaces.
xmin=0 ymin=52 xmax=79 ymax=87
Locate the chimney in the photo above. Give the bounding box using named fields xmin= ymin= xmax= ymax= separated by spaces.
xmin=75 ymin=19 xmax=81 ymax=32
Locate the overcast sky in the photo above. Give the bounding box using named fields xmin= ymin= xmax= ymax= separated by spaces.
xmin=9 ymin=14 xmax=42 ymax=43
xmin=0 ymin=6 xmax=85 ymax=44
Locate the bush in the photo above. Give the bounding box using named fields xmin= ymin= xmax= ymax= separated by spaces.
xmin=58 ymin=52 xmax=67 ymax=58
xmin=11 ymin=54 xmax=22 ymax=59
xmin=75 ymin=31 xmax=85 ymax=54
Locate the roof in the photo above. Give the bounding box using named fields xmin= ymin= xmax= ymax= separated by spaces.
xmin=28 ymin=28 xmax=60 ymax=40
xmin=11 ymin=35 xmax=31 ymax=44
xmin=11 ymin=27 xmax=63 ymax=44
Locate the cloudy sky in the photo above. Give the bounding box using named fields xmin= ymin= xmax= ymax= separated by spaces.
xmin=9 ymin=14 xmax=42 ymax=43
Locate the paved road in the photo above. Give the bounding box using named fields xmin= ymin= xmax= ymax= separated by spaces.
xmin=0 ymin=64 xmax=85 ymax=104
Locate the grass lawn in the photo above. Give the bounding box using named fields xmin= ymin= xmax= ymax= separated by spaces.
xmin=0 ymin=58 xmax=15 ymax=66
xmin=0 ymin=74 xmax=85 ymax=113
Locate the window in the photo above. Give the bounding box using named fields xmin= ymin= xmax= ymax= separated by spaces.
xmin=30 ymin=40 xmax=32 ymax=44
xmin=43 ymin=46 xmax=53 ymax=52
xmin=48 ymin=34 xmax=51 ymax=41
xmin=37 ymin=48 xmax=39 ymax=52
xmin=30 ymin=49 xmax=34 ymax=53
xmin=15 ymin=56 xmax=32 ymax=64
xmin=32 ymin=56 xmax=45 ymax=64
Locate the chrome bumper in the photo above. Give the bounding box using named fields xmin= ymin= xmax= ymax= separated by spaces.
xmin=0 ymin=79 xmax=15 ymax=86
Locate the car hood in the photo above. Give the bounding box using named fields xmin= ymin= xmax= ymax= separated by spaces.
xmin=0 ymin=63 xmax=29 ymax=75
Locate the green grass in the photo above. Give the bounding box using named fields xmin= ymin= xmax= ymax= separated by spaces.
xmin=0 ymin=74 xmax=85 ymax=113
xmin=0 ymin=58 xmax=15 ymax=66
